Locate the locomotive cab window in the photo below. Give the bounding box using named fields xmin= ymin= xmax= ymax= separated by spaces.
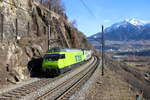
xmin=44 ymin=54 xmax=65 ymax=61
xmin=59 ymin=54 xmax=65 ymax=59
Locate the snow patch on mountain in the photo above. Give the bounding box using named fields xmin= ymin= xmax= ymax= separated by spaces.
xmin=125 ymin=18 xmax=148 ymax=26
xmin=104 ymin=18 xmax=150 ymax=33
xmin=88 ymin=18 xmax=150 ymax=41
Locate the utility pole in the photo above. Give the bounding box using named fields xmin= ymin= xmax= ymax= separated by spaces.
xmin=48 ymin=24 xmax=51 ymax=50
xmin=40 ymin=0 xmax=43 ymax=4
xmin=27 ymin=22 xmax=30 ymax=36
xmin=101 ymin=25 xmax=104 ymax=76
xmin=1 ymin=14 xmax=4 ymax=40
xmin=16 ymin=18 xmax=18 ymax=39
xmin=87 ymin=25 xmax=104 ymax=76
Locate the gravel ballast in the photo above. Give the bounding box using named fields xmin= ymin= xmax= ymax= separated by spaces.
xmin=20 ymin=57 xmax=95 ymax=100
xmin=0 ymin=78 xmax=40 ymax=94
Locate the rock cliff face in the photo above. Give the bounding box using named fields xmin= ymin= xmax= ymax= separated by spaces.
xmin=0 ymin=0 xmax=94 ymax=87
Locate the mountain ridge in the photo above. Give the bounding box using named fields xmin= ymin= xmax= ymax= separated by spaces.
xmin=89 ymin=18 xmax=150 ymax=41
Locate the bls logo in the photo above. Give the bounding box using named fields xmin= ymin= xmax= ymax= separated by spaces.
xmin=75 ymin=55 xmax=82 ymax=62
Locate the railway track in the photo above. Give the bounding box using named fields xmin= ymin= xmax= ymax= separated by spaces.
xmin=0 ymin=56 xmax=100 ymax=100
xmin=0 ymin=78 xmax=54 ymax=100
xmin=36 ymin=56 xmax=100 ymax=100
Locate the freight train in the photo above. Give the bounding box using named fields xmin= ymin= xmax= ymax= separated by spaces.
xmin=42 ymin=48 xmax=91 ymax=75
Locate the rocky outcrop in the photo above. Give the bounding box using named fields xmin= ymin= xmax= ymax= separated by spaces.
xmin=0 ymin=36 xmax=46 ymax=86
xmin=0 ymin=0 xmax=94 ymax=87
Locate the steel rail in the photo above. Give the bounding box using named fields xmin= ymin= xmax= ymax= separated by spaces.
xmin=55 ymin=56 xmax=100 ymax=100
xmin=0 ymin=57 xmax=94 ymax=100
xmin=36 ymin=56 xmax=99 ymax=100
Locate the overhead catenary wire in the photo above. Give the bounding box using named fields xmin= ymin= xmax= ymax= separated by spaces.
xmin=79 ymin=0 xmax=105 ymax=76
xmin=80 ymin=0 xmax=96 ymax=18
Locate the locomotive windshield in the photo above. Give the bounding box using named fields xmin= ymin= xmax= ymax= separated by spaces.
xmin=44 ymin=54 xmax=65 ymax=61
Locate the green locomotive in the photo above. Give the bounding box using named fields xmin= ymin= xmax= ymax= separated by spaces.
xmin=42 ymin=48 xmax=91 ymax=75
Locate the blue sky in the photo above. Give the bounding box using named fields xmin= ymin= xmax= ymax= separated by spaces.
xmin=62 ymin=0 xmax=150 ymax=37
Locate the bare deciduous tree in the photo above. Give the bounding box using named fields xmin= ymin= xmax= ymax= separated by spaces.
xmin=38 ymin=0 xmax=65 ymax=16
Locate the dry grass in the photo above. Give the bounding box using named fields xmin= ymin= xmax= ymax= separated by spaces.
xmin=84 ymin=67 xmax=139 ymax=100
xmin=105 ymin=58 xmax=150 ymax=99
xmin=125 ymin=62 xmax=150 ymax=71
xmin=124 ymin=56 xmax=150 ymax=72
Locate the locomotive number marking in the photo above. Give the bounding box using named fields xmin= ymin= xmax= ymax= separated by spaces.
xmin=75 ymin=55 xmax=82 ymax=62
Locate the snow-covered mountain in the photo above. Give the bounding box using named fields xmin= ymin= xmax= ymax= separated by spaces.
xmin=89 ymin=19 xmax=150 ymax=41
xmin=125 ymin=18 xmax=147 ymax=26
